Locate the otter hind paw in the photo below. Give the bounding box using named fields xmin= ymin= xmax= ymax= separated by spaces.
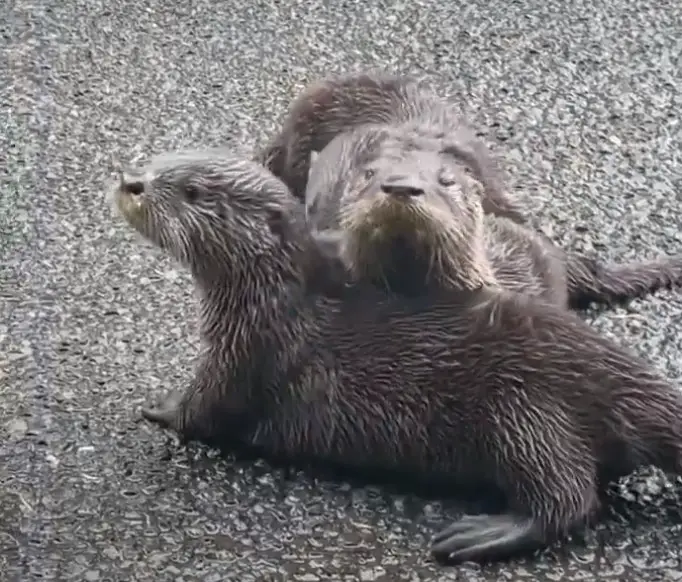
xmin=430 ymin=514 xmax=541 ymax=565
xmin=141 ymin=390 xmax=185 ymax=430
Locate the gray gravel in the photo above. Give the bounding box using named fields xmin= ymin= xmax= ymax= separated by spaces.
xmin=2 ymin=0 xmax=682 ymax=580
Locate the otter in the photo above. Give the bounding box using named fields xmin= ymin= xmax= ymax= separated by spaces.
xmin=255 ymin=71 xmax=528 ymax=224
xmin=303 ymin=124 xmax=682 ymax=308
xmin=112 ymin=149 xmax=682 ymax=566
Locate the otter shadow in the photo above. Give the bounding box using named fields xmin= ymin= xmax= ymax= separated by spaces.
xmin=150 ymin=437 xmax=682 ymax=567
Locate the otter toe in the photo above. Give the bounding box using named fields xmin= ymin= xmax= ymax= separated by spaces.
xmin=141 ymin=390 xmax=185 ymax=430
xmin=431 ymin=514 xmax=540 ymax=564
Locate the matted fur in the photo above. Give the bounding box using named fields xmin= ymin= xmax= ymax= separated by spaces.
xmin=112 ymin=150 xmax=682 ymax=565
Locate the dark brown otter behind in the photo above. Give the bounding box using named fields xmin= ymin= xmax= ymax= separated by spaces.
xmin=256 ymin=70 xmax=528 ymax=224
xmin=304 ymin=124 xmax=682 ymax=308
xmin=111 ymin=149 xmax=682 ymax=566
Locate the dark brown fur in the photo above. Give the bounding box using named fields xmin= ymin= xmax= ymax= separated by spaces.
xmin=305 ymin=124 xmax=682 ymax=308
xmin=256 ymin=71 xmax=528 ymax=224
xmin=112 ymin=150 xmax=682 ymax=565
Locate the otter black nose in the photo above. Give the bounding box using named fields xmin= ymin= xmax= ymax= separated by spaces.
xmin=119 ymin=171 xmax=146 ymax=196
xmin=123 ymin=179 xmax=145 ymax=196
xmin=380 ymin=177 xmax=425 ymax=198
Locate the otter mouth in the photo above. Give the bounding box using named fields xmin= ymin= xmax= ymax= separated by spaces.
xmin=113 ymin=182 xmax=148 ymax=233
xmin=355 ymin=196 xmax=434 ymax=241
xmin=115 ymin=188 xmax=142 ymax=217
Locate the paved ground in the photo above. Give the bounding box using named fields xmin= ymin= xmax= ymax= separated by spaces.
xmin=2 ymin=0 xmax=682 ymax=580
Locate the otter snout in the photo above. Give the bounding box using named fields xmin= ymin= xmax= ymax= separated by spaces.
xmin=114 ymin=170 xmax=147 ymax=223
xmin=380 ymin=175 xmax=425 ymax=198
xmin=119 ymin=169 xmax=148 ymax=197
xmin=122 ymin=177 xmax=145 ymax=196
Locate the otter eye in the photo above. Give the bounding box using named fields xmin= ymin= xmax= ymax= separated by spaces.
xmin=363 ymin=169 xmax=375 ymax=181
xmin=439 ymin=172 xmax=457 ymax=187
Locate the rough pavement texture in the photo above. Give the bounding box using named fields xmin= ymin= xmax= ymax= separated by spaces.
xmin=2 ymin=0 xmax=682 ymax=579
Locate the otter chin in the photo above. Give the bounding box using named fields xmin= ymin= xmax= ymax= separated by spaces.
xmin=348 ymin=191 xmax=437 ymax=243
xmin=341 ymin=191 xmax=457 ymax=292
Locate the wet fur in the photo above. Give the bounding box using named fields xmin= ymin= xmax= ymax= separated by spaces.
xmin=317 ymin=126 xmax=499 ymax=296
xmin=112 ymin=150 xmax=682 ymax=565
xmin=256 ymin=71 xmax=527 ymax=223
xmin=305 ymin=124 xmax=682 ymax=308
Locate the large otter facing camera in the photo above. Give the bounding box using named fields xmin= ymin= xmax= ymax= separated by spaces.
xmin=256 ymin=70 xmax=528 ymax=224
xmin=111 ymin=149 xmax=682 ymax=566
xmin=305 ymin=124 xmax=567 ymax=302
xmin=305 ymin=123 xmax=682 ymax=308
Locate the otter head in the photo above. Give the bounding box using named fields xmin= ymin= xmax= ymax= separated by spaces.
xmin=111 ymin=149 xmax=306 ymax=283
xmin=307 ymin=129 xmax=497 ymax=293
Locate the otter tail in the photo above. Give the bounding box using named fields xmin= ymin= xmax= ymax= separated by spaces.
xmin=565 ymin=253 xmax=682 ymax=310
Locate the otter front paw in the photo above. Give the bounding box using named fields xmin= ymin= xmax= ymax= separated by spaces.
xmin=141 ymin=390 xmax=185 ymax=431
xmin=431 ymin=514 xmax=540 ymax=565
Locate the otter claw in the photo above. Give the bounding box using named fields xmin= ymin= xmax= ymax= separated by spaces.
xmin=431 ymin=514 xmax=538 ymax=564
xmin=141 ymin=390 xmax=185 ymax=430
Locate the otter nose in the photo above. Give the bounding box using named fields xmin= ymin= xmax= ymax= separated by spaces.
xmin=380 ymin=176 xmax=425 ymax=198
xmin=120 ymin=171 xmax=146 ymax=196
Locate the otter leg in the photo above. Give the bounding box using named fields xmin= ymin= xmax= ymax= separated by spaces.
xmin=142 ymin=389 xmax=186 ymax=430
xmin=431 ymin=480 xmax=598 ymax=565
xmin=141 ymin=353 xmax=229 ymax=443
xmin=432 ymin=410 xmax=599 ymax=564
xmin=142 ymin=386 xmax=223 ymax=444
xmin=566 ymin=253 xmax=682 ymax=310
xmin=431 ymin=514 xmax=542 ymax=563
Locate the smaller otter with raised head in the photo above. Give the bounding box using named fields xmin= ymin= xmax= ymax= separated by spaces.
xmin=305 ymin=125 xmax=682 ymax=308
xmin=112 ymin=150 xmax=682 ymax=566
xmin=256 ymin=71 xmax=528 ymax=224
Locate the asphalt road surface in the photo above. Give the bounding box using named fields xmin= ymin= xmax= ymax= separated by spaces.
xmin=2 ymin=0 xmax=682 ymax=580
